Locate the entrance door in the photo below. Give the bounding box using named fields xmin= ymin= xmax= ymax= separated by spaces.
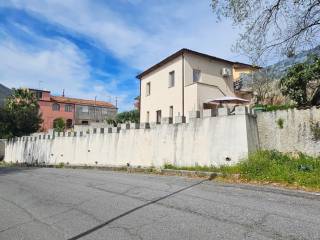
xmin=66 ymin=119 xmax=73 ymax=128
xmin=156 ymin=110 xmax=161 ymax=124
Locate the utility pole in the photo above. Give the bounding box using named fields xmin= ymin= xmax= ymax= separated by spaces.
xmin=38 ymin=80 xmax=43 ymax=90
xmin=94 ymin=96 xmax=97 ymax=122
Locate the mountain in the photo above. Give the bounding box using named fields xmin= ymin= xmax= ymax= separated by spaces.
xmin=239 ymin=45 xmax=320 ymax=89
xmin=264 ymin=45 xmax=320 ymax=79
xmin=0 ymin=84 xmax=12 ymax=107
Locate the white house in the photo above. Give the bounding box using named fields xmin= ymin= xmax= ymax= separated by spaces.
xmin=137 ymin=49 xmax=258 ymax=123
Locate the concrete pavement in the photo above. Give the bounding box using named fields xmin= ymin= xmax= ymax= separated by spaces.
xmin=0 ymin=167 xmax=319 ymax=240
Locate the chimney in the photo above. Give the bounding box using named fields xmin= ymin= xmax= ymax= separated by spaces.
xmin=62 ymin=89 xmax=65 ymax=97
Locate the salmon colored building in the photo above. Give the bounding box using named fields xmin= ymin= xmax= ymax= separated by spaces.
xmin=29 ymin=89 xmax=117 ymax=132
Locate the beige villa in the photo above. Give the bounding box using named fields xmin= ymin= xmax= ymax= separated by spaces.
xmin=137 ymin=49 xmax=259 ymax=123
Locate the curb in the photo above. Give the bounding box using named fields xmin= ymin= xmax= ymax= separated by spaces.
xmin=63 ymin=165 xmax=220 ymax=179
xmin=1 ymin=163 xmax=319 ymax=197
xmin=3 ymin=163 xmax=220 ymax=179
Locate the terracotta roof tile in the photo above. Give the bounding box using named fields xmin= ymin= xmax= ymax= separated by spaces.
xmin=51 ymin=96 xmax=116 ymax=108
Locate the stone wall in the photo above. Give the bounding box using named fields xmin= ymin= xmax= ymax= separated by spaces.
xmin=4 ymin=108 xmax=259 ymax=167
xmin=256 ymin=107 xmax=320 ymax=156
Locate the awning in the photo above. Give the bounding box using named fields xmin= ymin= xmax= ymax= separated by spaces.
xmin=205 ymin=96 xmax=250 ymax=104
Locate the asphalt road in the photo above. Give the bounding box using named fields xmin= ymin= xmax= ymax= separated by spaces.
xmin=0 ymin=168 xmax=319 ymax=240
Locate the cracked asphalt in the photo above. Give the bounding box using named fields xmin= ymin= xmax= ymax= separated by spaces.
xmin=0 ymin=168 xmax=319 ymax=240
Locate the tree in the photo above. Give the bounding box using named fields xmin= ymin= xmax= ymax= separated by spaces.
xmin=0 ymin=88 xmax=42 ymax=138
xmin=106 ymin=110 xmax=139 ymax=126
xmin=116 ymin=110 xmax=139 ymax=123
xmin=243 ymin=69 xmax=273 ymax=104
xmin=0 ymin=108 xmax=11 ymax=139
xmin=53 ymin=118 xmax=65 ymax=132
xmin=280 ymin=55 xmax=320 ymax=106
xmin=211 ymin=0 xmax=320 ymax=63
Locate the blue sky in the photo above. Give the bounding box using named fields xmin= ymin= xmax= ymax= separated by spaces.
xmin=0 ymin=0 xmax=248 ymax=111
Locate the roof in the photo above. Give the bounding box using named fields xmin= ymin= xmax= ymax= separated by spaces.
xmin=136 ymin=48 xmax=261 ymax=79
xmin=29 ymin=88 xmax=50 ymax=93
xmin=51 ymin=96 xmax=116 ymax=108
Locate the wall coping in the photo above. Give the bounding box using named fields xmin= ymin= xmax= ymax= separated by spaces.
xmin=7 ymin=106 xmax=255 ymax=142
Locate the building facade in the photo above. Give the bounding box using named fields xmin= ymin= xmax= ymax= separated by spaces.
xmin=29 ymin=89 xmax=117 ymax=131
xmin=137 ymin=49 xmax=258 ymax=123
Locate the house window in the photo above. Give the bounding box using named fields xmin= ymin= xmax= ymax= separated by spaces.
xmin=156 ymin=110 xmax=161 ymax=124
xmin=81 ymin=106 xmax=89 ymax=113
xmin=168 ymin=71 xmax=175 ymax=88
xmin=65 ymin=104 xmax=73 ymax=112
xmin=146 ymin=82 xmax=151 ymax=96
xmin=193 ymin=69 xmax=201 ymax=82
xmin=34 ymin=91 xmax=42 ymax=99
xmin=146 ymin=111 xmax=150 ymax=123
xmin=52 ymin=103 xmax=60 ymax=111
xmin=169 ymin=106 xmax=173 ymax=118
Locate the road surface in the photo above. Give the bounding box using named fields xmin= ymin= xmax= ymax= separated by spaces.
xmin=0 ymin=167 xmax=319 ymax=240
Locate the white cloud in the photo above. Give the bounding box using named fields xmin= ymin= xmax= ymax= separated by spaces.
xmin=3 ymin=0 xmax=247 ymax=70
xmin=0 ymin=32 xmax=134 ymax=110
xmin=0 ymin=0 xmax=246 ymax=111
xmin=4 ymin=0 xmax=145 ymax=61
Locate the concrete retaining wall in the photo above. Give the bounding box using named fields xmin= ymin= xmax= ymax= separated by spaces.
xmin=256 ymin=107 xmax=320 ymax=156
xmin=5 ymin=109 xmax=259 ymax=167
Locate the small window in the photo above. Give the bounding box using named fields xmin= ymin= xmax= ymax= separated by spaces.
xmin=34 ymin=91 xmax=42 ymax=99
xmin=146 ymin=111 xmax=150 ymax=123
xmin=81 ymin=106 xmax=89 ymax=113
xmin=52 ymin=103 xmax=60 ymax=111
xmin=168 ymin=71 xmax=175 ymax=88
xmin=146 ymin=82 xmax=151 ymax=96
xmin=156 ymin=110 xmax=161 ymax=124
xmin=169 ymin=106 xmax=173 ymax=118
xmin=65 ymin=104 xmax=73 ymax=112
xmin=193 ymin=69 xmax=201 ymax=82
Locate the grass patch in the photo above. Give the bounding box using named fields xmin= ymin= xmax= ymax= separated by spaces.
xmin=56 ymin=162 xmax=65 ymax=168
xmin=239 ymin=150 xmax=320 ymax=190
xmin=164 ymin=150 xmax=320 ymax=191
xmin=164 ymin=163 xmax=240 ymax=175
xmin=0 ymin=161 xmax=12 ymax=168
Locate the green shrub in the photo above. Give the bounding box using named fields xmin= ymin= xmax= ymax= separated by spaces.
xmin=164 ymin=150 xmax=320 ymax=190
xmin=238 ymin=151 xmax=320 ymax=189
xmin=53 ymin=118 xmax=65 ymax=132
xmin=106 ymin=110 xmax=140 ymax=126
xmin=276 ymin=118 xmax=284 ymax=129
xmin=254 ymin=104 xmax=296 ymax=112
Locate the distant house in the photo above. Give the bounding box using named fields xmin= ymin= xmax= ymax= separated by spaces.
xmin=0 ymin=84 xmax=12 ymax=107
xmin=29 ymin=89 xmax=117 ymax=132
xmin=136 ymin=49 xmax=259 ymax=123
